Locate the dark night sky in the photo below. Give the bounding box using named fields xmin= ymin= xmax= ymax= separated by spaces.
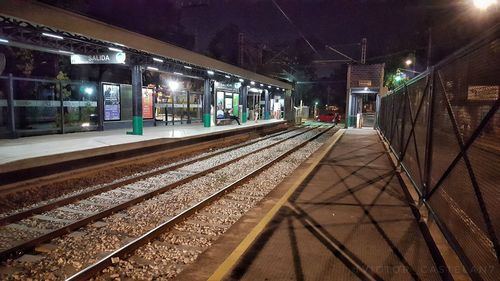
xmin=43 ymin=0 xmax=499 ymax=69
xmin=37 ymin=0 xmax=498 ymax=106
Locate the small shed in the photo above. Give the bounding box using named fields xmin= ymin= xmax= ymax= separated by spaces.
xmin=345 ymin=64 xmax=385 ymax=128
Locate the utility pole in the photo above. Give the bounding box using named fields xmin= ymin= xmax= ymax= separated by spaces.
xmin=426 ymin=27 xmax=432 ymax=69
xmin=361 ymin=38 xmax=367 ymax=64
xmin=238 ymin=32 xmax=245 ymax=67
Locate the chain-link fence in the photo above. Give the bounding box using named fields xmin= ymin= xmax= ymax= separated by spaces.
xmin=378 ymin=24 xmax=499 ymax=281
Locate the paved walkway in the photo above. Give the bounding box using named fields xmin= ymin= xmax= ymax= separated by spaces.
xmin=226 ymin=129 xmax=444 ymax=281
xmin=0 ymin=119 xmax=284 ymax=166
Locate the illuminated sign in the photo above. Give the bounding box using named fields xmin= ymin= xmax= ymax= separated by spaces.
xmin=71 ymin=52 xmax=127 ymax=64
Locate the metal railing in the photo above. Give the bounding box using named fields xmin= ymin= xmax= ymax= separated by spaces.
xmin=378 ymin=24 xmax=499 ymax=281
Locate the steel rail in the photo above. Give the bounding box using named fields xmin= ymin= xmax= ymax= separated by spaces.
xmin=0 ymin=126 xmax=301 ymax=226
xmin=0 ymin=126 xmax=316 ymax=262
xmin=67 ymin=125 xmax=335 ymax=281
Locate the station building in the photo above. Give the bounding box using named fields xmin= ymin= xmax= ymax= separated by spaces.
xmin=0 ymin=1 xmax=292 ymax=139
xmin=345 ymin=63 xmax=385 ymax=128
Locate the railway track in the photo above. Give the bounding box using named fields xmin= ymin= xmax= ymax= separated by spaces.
xmin=0 ymin=126 xmax=316 ymax=262
xmin=70 ymin=125 xmax=337 ymax=280
xmin=0 ymin=125 xmax=336 ymax=280
xmin=0 ymin=126 xmax=301 ymax=225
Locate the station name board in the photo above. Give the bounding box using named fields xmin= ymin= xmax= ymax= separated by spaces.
xmin=71 ymin=52 xmax=127 ymax=65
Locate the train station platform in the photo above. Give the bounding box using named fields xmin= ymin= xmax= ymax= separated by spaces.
xmin=0 ymin=119 xmax=287 ymax=181
xmin=179 ymin=129 xmax=451 ymax=281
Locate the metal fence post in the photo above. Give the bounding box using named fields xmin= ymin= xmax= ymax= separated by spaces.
xmin=423 ymin=67 xmax=435 ymax=199
xmin=97 ymin=82 xmax=104 ymax=131
xmin=400 ymin=86 xmax=407 ymax=159
xmin=59 ymin=81 xmax=65 ymax=134
xmin=187 ymin=91 xmax=191 ymax=124
xmin=7 ymin=73 xmax=16 ymax=138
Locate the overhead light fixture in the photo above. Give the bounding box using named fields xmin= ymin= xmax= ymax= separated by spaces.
xmin=250 ymin=81 xmax=255 ymax=85
xmin=184 ymin=65 xmax=192 ymax=69
xmin=260 ymin=84 xmax=264 ymax=87
xmin=42 ymin=32 xmax=63 ymax=40
xmin=147 ymin=66 xmax=159 ymax=71
xmin=364 ymin=87 xmax=368 ymax=91
xmin=84 ymin=87 xmax=94 ymax=95
xmin=267 ymin=85 xmax=271 ymax=88
xmin=225 ymin=75 xmax=231 ymax=78
xmin=173 ymin=72 xmax=183 ymax=75
xmin=108 ymin=47 xmax=122 ymax=52
xmin=207 ymin=70 xmax=215 ymax=75
xmin=0 ymin=38 xmax=9 ymax=43
xmin=473 ymin=0 xmax=497 ymax=10
xmin=168 ymin=80 xmax=180 ymax=91
xmin=153 ymin=58 xmax=164 ymax=63
xmin=282 ymin=89 xmax=285 ymax=92
xmin=114 ymin=42 xmax=126 ymax=47
xmin=58 ymin=50 xmax=74 ymax=55
xmin=239 ymin=78 xmax=244 ymax=82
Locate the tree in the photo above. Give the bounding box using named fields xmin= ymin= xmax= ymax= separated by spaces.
xmin=208 ymin=24 xmax=240 ymax=65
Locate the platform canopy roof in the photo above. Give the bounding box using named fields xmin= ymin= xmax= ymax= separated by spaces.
xmin=0 ymin=0 xmax=292 ymax=90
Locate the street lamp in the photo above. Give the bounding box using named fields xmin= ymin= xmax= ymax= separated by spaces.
xmin=405 ymin=59 xmax=412 ymax=66
xmin=314 ymin=101 xmax=319 ymax=120
xmin=473 ymin=0 xmax=497 ymax=10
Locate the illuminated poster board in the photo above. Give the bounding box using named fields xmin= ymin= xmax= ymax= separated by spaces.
xmin=216 ymin=91 xmax=224 ymax=110
xmin=232 ymin=93 xmax=239 ymax=117
xmin=103 ymin=84 xmax=120 ymax=121
xmin=142 ymin=88 xmax=154 ymax=119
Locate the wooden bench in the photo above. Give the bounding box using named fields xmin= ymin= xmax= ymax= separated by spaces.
xmin=216 ymin=118 xmax=233 ymax=125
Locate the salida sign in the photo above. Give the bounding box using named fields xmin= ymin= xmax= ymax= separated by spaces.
xmin=71 ymin=52 xmax=127 ymax=65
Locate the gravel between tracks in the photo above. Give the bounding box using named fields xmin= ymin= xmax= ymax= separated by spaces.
xmin=0 ymin=129 xmax=297 ymax=216
xmin=0 ymin=127 xmax=334 ymax=280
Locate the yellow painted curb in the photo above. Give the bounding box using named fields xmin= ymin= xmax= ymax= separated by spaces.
xmin=208 ymin=128 xmax=346 ymax=281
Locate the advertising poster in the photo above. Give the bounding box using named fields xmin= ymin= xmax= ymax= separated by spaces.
xmin=142 ymin=88 xmax=154 ymax=119
xmin=216 ymin=91 xmax=224 ymax=110
xmin=103 ymin=84 xmax=120 ymax=121
xmin=232 ymin=93 xmax=239 ymax=117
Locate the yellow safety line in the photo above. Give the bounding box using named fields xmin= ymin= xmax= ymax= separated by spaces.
xmin=208 ymin=129 xmax=345 ymax=281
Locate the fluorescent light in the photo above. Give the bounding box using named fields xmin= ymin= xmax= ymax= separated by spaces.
xmin=260 ymin=84 xmax=263 ymax=87
xmin=147 ymin=66 xmax=158 ymax=71
xmin=0 ymin=38 xmax=8 ymax=43
xmin=84 ymin=87 xmax=94 ymax=95
xmin=58 ymin=50 xmax=74 ymax=55
xmin=268 ymin=86 xmax=271 ymax=88
xmin=239 ymin=78 xmax=244 ymax=82
xmin=42 ymin=33 xmax=63 ymax=40
xmin=225 ymin=75 xmax=231 ymax=78
xmin=173 ymin=72 xmax=183 ymax=75
xmin=474 ymin=0 xmax=497 ymax=10
xmin=114 ymin=43 xmax=126 ymax=47
xmin=250 ymin=81 xmax=255 ymax=85
xmin=207 ymin=70 xmax=215 ymax=75
xmin=184 ymin=65 xmax=192 ymax=69
xmin=108 ymin=47 xmax=122 ymax=52
xmin=153 ymin=58 xmax=164 ymax=63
